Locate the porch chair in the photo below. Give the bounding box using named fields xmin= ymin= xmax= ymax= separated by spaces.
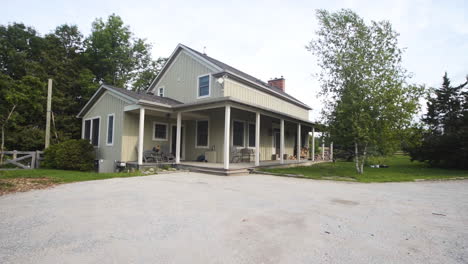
xmin=240 ymin=148 xmax=254 ymax=162
xmin=230 ymin=147 xmax=241 ymax=163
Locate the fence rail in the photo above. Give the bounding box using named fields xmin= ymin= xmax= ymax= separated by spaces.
xmin=0 ymin=150 xmax=44 ymax=170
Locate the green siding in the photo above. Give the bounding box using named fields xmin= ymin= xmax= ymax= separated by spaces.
xmin=82 ymin=91 xmax=130 ymax=172
xmin=151 ymin=50 xmax=223 ymax=103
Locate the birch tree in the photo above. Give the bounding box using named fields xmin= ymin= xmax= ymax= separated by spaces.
xmin=307 ymin=9 xmax=423 ymax=174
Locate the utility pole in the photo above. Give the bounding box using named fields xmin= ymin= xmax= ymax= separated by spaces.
xmin=45 ymin=79 xmax=52 ymax=149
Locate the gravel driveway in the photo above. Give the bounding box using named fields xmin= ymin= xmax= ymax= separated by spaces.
xmin=0 ymin=172 xmax=467 ymax=264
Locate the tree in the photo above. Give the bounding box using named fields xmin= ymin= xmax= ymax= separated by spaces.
xmin=307 ymin=9 xmax=423 ymax=174
xmin=84 ymin=14 xmax=164 ymax=89
xmin=0 ymin=75 xmax=43 ymax=163
xmin=0 ymin=15 xmax=165 ymax=152
xmin=408 ymin=73 xmax=468 ymax=168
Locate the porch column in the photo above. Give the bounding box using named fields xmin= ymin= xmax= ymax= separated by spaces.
xmin=280 ymin=119 xmax=284 ymax=164
xmin=297 ymin=123 xmax=301 ymax=162
xmin=138 ymin=107 xmax=145 ymax=165
xmin=175 ymin=112 xmax=182 ymax=164
xmin=322 ymin=141 xmax=325 ymax=160
xmin=224 ymin=105 xmax=231 ymax=170
xmin=311 ymin=127 xmax=315 ymax=161
xmin=255 ymin=112 xmax=260 ymax=166
xmin=330 ymin=141 xmax=334 ymax=161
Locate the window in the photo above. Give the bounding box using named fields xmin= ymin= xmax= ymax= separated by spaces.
xmin=248 ymin=123 xmax=256 ymax=147
xmin=198 ymin=75 xmax=210 ymax=98
xmin=84 ymin=120 xmax=91 ymax=141
xmin=92 ymin=118 xmax=100 ymax=146
xmin=106 ymin=114 xmax=114 ymax=145
xmin=158 ymin=87 xmax=164 ymax=97
xmin=84 ymin=117 xmax=100 ymax=147
xmin=153 ymin=122 xmax=168 ymax=141
xmin=233 ymin=121 xmax=244 ymax=147
xmin=196 ymin=120 xmax=209 ymax=148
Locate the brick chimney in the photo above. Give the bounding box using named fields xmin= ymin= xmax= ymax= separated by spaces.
xmin=268 ymin=76 xmax=285 ymax=91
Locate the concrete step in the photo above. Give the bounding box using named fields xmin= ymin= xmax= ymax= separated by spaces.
xmin=176 ymin=164 xmax=250 ymax=176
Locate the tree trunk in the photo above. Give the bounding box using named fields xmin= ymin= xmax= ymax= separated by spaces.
xmin=0 ymin=125 xmax=4 ymax=165
xmin=0 ymin=105 xmax=16 ymax=165
xmin=360 ymin=144 xmax=368 ymax=174
xmin=354 ymin=142 xmax=360 ymax=174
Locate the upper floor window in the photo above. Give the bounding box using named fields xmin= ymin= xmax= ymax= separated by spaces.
xmin=158 ymin=87 xmax=164 ymax=97
xmin=198 ymin=75 xmax=210 ymax=98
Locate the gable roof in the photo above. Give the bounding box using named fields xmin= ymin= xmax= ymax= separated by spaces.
xmin=103 ymin=84 xmax=182 ymax=105
xmin=77 ymin=84 xmax=182 ymax=117
xmin=149 ymin=44 xmax=312 ymax=110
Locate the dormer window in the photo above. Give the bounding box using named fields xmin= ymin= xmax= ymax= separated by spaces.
xmin=158 ymin=87 xmax=164 ymax=97
xmin=197 ymin=74 xmax=210 ymax=98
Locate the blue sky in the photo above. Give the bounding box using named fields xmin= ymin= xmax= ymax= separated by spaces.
xmin=2 ymin=0 xmax=467 ymax=120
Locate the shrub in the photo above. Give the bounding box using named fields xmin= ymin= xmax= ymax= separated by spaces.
xmin=43 ymin=139 xmax=95 ymax=171
xmin=365 ymin=156 xmax=389 ymax=166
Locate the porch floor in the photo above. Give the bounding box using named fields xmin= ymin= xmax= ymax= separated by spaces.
xmin=179 ymin=159 xmax=316 ymax=169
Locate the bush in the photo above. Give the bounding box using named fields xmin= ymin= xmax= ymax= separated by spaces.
xmin=365 ymin=156 xmax=389 ymax=166
xmin=43 ymin=139 xmax=95 ymax=171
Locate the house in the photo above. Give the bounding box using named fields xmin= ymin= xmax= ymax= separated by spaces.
xmin=77 ymin=44 xmax=317 ymax=173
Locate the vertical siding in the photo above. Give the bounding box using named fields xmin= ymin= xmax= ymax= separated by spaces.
xmin=121 ymin=113 xmax=186 ymax=162
xmin=224 ymin=79 xmax=309 ymax=120
xmin=82 ymin=91 xmax=128 ymax=172
xmin=183 ymin=108 xmax=225 ymax=162
xmin=151 ymin=50 xmax=222 ymax=103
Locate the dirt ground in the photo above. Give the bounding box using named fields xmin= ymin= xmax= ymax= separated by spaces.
xmin=0 ymin=178 xmax=56 ymax=196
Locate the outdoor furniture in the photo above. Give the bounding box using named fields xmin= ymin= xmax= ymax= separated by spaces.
xmin=164 ymin=152 xmax=175 ymax=162
xmin=240 ymin=148 xmax=254 ymax=162
xmin=230 ymin=148 xmax=241 ymax=163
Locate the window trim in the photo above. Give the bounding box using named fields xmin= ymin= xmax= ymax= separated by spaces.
xmin=231 ymin=119 xmax=246 ymax=148
xmin=247 ymin=122 xmax=256 ymax=149
xmin=158 ymin=86 xmax=165 ymax=97
xmin=152 ymin=122 xmax=169 ymax=141
xmin=195 ymin=119 xmax=210 ymax=149
xmin=83 ymin=116 xmax=100 ymax=147
xmin=196 ymin=74 xmax=211 ymax=99
xmin=106 ymin=113 xmax=115 ymax=146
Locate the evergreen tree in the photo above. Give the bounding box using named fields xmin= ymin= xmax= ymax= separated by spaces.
xmin=408 ymin=73 xmax=468 ymax=168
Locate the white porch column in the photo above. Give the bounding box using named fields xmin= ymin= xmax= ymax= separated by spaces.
xmin=138 ymin=107 xmax=145 ymax=165
xmin=311 ymin=127 xmax=315 ymax=161
xmin=330 ymin=141 xmax=334 ymax=161
xmin=322 ymin=141 xmax=325 ymax=160
xmin=255 ymin=112 xmax=260 ymax=166
xmin=175 ymin=112 xmax=182 ymax=164
xmin=297 ymin=123 xmax=301 ymax=162
xmin=280 ymin=119 xmax=284 ymax=164
xmin=224 ymin=105 xmax=231 ymax=170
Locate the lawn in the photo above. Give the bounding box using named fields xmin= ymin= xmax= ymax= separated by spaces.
xmin=259 ymin=155 xmax=468 ymax=182
xmin=0 ymin=169 xmax=144 ymax=195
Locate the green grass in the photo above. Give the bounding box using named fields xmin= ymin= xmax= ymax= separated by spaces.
xmin=260 ymin=155 xmax=468 ymax=182
xmin=0 ymin=169 xmax=144 ymax=184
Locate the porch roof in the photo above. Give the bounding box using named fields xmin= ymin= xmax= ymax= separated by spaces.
xmin=78 ymin=84 xmax=316 ymax=128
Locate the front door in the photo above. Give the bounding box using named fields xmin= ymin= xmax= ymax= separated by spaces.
xmin=171 ymin=125 xmax=184 ymax=158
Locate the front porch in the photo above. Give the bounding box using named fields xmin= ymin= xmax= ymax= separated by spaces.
xmin=123 ymin=99 xmax=329 ymax=174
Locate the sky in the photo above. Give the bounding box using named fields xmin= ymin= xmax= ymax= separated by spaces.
xmin=2 ymin=0 xmax=467 ymax=121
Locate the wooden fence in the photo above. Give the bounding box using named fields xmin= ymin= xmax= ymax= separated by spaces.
xmin=0 ymin=151 xmax=44 ymax=170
